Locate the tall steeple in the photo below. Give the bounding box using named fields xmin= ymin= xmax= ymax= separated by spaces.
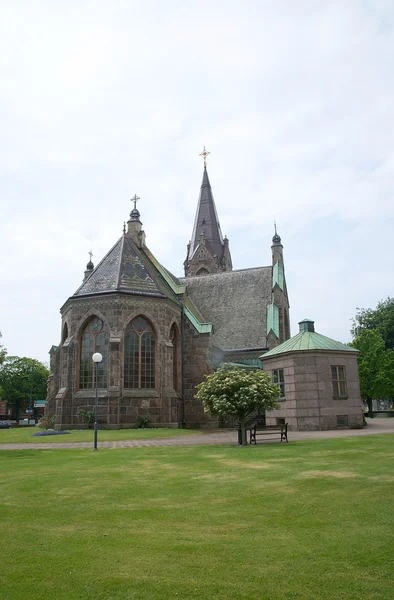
xmin=184 ymin=148 xmax=232 ymax=277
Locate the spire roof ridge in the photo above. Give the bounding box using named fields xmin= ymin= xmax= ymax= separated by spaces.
xmin=188 ymin=166 xmax=224 ymax=259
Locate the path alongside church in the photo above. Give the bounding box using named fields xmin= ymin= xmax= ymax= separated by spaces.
xmin=0 ymin=418 xmax=393 ymax=450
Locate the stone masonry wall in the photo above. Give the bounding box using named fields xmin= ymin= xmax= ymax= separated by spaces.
xmin=262 ymin=351 xmax=363 ymax=431
xmin=51 ymin=293 xmax=182 ymax=429
xmin=182 ymin=315 xmax=215 ymax=428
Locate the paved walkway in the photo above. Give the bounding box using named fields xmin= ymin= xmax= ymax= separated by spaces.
xmin=0 ymin=418 xmax=393 ymax=450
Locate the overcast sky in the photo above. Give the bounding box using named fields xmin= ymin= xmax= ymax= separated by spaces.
xmin=1 ymin=0 xmax=393 ymax=364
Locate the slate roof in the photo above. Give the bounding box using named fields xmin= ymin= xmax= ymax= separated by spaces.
xmin=261 ymin=330 xmax=357 ymax=358
xmin=188 ymin=167 xmax=224 ymax=259
xmin=180 ymin=267 xmax=272 ymax=350
xmin=74 ymin=234 xmax=178 ymax=301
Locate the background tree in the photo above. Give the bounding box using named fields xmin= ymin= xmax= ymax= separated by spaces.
xmin=0 ymin=330 xmax=7 ymax=366
xmin=195 ymin=366 xmax=280 ymax=445
xmin=351 ymin=329 xmax=394 ymax=417
xmin=0 ymin=357 xmax=49 ymax=421
xmin=351 ymin=297 xmax=394 ymax=350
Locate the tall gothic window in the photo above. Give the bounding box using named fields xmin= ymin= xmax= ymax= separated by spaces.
xmin=170 ymin=323 xmax=179 ymax=392
xmin=124 ymin=316 xmax=155 ymax=389
xmin=79 ymin=317 xmax=109 ymax=389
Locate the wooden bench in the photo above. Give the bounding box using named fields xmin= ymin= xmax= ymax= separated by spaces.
xmin=249 ymin=422 xmax=288 ymax=444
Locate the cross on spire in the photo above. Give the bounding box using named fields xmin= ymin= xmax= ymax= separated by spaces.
xmin=199 ymin=146 xmax=210 ymax=168
xmin=131 ymin=194 xmax=140 ymax=210
xmin=88 ymin=250 xmax=93 ymax=261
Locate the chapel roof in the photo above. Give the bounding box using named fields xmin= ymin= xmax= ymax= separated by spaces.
xmin=261 ymin=319 xmax=357 ymax=358
xmin=180 ymin=267 xmax=272 ymax=350
xmin=73 ymin=234 xmax=179 ymax=302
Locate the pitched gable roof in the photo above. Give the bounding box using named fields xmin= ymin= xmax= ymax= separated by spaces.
xmin=181 ymin=267 xmax=272 ymax=350
xmin=74 ymin=235 xmax=178 ymax=301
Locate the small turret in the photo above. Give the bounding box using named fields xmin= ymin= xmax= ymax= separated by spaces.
xmin=298 ymin=319 xmax=315 ymax=333
xmin=271 ymin=222 xmax=283 ymax=265
xmin=83 ymin=251 xmax=94 ymax=281
xmin=127 ymin=194 xmax=146 ymax=248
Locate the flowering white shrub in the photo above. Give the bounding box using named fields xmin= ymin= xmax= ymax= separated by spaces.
xmin=195 ymin=366 xmax=280 ymax=445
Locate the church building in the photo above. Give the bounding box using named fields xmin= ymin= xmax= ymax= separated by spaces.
xmin=47 ymin=151 xmax=290 ymax=429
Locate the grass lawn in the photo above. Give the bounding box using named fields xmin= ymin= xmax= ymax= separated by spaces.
xmin=0 ymin=427 xmax=199 ymax=444
xmin=1 ymin=435 xmax=393 ymax=600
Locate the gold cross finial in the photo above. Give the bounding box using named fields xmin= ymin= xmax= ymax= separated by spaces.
xmin=199 ymin=146 xmax=210 ymax=167
xmin=131 ymin=194 xmax=140 ymax=210
xmin=88 ymin=250 xmax=93 ymax=261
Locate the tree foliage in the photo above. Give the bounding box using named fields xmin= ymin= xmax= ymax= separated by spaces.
xmin=351 ymin=329 xmax=394 ymax=416
xmin=0 ymin=356 xmax=49 ymax=420
xmin=0 ymin=330 xmax=7 ymax=366
xmin=351 ymin=297 xmax=394 ymax=350
xmin=196 ymin=366 xmax=280 ymax=445
xmin=77 ymin=409 xmax=95 ymax=429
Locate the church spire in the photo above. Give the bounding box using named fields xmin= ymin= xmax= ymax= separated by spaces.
xmin=184 ymin=148 xmax=232 ymax=277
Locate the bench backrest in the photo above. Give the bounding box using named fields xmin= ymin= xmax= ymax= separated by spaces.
xmin=252 ymin=423 xmax=287 ymax=432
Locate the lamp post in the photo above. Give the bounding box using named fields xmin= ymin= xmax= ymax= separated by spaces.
xmin=92 ymin=352 xmax=103 ymax=450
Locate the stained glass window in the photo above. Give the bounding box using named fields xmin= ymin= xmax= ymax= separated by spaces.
xmin=124 ymin=317 xmax=155 ymax=389
xmin=79 ymin=317 xmax=109 ymax=389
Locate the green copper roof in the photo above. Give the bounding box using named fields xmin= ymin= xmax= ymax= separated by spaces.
xmin=219 ymin=361 xmax=258 ymax=371
xmin=260 ymin=330 xmax=357 ymax=358
xmin=143 ymin=246 xmax=186 ymax=295
xmin=266 ymin=302 xmax=279 ymax=337
xmin=272 ymin=261 xmax=284 ymax=291
xmin=183 ymin=306 xmax=212 ymax=334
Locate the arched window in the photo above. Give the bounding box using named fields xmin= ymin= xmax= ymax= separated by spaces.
xmin=196 ymin=268 xmax=209 ymax=276
xmin=79 ymin=317 xmax=109 ymax=389
xmin=124 ymin=316 xmax=155 ymax=389
xmin=170 ymin=323 xmax=179 ymax=392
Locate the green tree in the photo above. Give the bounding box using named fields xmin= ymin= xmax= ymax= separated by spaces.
xmin=195 ymin=366 xmax=280 ymax=445
xmin=351 ymin=297 xmax=394 ymax=350
xmin=0 ymin=356 xmax=49 ymax=421
xmin=351 ymin=329 xmax=394 ymax=417
xmin=0 ymin=331 xmax=7 ymax=366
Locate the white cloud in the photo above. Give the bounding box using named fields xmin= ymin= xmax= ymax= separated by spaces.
xmin=1 ymin=0 xmax=393 ymax=359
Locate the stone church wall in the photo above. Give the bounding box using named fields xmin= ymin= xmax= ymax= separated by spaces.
xmin=182 ymin=316 xmax=216 ymax=428
xmin=51 ymin=294 xmax=183 ymax=429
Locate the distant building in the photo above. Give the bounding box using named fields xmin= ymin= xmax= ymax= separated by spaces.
xmin=260 ymin=319 xmax=364 ymax=430
xmin=46 ymin=156 xmax=290 ymax=429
